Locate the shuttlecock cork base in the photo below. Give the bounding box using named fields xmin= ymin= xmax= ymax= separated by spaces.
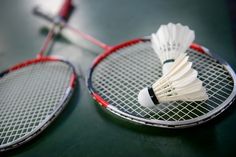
xmin=138 ymin=87 xmax=159 ymax=108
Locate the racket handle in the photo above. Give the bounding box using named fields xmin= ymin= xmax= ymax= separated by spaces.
xmin=33 ymin=0 xmax=73 ymax=22
xmin=33 ymin=6 xmax=54 ymax=23
xmin=37 ymin=0 xmax=73 ymax=57
xmin=58 ymin=0 xmax=73 ymax=21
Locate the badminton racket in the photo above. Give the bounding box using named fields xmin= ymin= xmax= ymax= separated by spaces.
xmin=34 ymin=7 xmax=236 ymax=128
xmin=0 ymin=0 xmax=76 ymax=151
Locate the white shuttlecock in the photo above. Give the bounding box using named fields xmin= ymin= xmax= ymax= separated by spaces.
xmin=138 ymin=53 xmax=208 ymax=108
xmin=151 ymin=23 xmax=195 ymax=75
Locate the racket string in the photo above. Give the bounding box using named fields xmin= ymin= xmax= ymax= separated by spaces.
xmin=91 ymin=41 xmax=234 ymax=122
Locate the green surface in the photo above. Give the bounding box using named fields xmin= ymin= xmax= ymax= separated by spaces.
xmin=1 ymin=0 xmax=236 ymax=156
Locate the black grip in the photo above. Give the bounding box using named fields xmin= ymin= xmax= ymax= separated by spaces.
xmin=32 ymin=6 xmax=54 ymax=23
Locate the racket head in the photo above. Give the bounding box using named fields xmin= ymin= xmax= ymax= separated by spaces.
xmin=0 ymin=56 xmax=77 ymax=151
xmin=87 ymin=38 xmax=236 ymax=128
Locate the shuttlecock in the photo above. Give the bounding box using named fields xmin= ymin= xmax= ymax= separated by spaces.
xmin=138 ymin=53 xmax=208 ymax=108
xmin=151 ymin=23 xmax=195 ymax=75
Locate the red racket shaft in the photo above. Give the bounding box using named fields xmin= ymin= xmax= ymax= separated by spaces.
xmin=38 ymin=25 xmax=57 ymax=58
xmin=65 ymin=24 xmax=112 ymax=50
xmin=33 ymin=10 xmax=207 ymax=54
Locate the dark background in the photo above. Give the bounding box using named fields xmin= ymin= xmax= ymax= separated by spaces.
xmin=1 ymin=0 xmax=236 ymax=156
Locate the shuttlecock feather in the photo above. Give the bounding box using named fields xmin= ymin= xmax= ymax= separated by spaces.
xmin=151 ymin=23 xmax=195 ymax=75
xmin=138 ymin=53 xmax=208 ymax=108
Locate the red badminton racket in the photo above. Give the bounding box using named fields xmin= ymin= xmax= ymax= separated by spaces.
xmin=34 ymin=7 xmax=236 ymax=128
xmin=0 ymin=0 xmax=76 ymax=151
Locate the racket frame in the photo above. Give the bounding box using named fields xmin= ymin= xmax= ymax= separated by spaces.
xmin=87 ymin=37 xmax=236 ymax=128
xmin=0 ymin=56 xmax=77 ymax=151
